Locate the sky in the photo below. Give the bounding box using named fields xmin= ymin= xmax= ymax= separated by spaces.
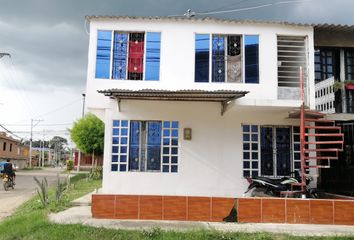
xmin=0 ymin=0 xmax=353 ymax=143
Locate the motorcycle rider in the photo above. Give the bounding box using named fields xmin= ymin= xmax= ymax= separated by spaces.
xmin=4 ymin=159 xmax=16 ymax=184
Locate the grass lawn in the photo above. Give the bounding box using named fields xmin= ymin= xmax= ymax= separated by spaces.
xmin=0 ymin=175 xmax=352 ymax=240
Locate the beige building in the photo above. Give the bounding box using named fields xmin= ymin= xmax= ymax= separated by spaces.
xmin=0 ymin=132 xmax=29 ymax=169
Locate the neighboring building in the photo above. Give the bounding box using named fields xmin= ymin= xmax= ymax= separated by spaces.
xmin=0 ymin=132 xmax=29 ymax=169
xmin=73 ymin=151 xmax=103 ymax=170
xmin=84 ymin=16 xmax=350 ymax=221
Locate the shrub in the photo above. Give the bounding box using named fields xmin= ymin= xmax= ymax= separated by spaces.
xmin=33 ymin=177 xmax=49 ymax=207
xmin=66 ymin=160 xmax=74 ymax=171
xmin=89 ymin=166 xmax=103 ymax=180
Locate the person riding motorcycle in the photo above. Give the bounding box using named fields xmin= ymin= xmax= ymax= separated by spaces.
xmin=3 ymin=159 xmax=16 ymax=184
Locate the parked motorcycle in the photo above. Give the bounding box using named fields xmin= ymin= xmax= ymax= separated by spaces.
xmin=2 ymin=173 xmax=15 ymax=191
xmin=244 ymin=171 xmax=319 ymax=198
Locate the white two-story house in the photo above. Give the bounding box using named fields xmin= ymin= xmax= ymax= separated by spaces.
xmin=85 ymin=16 xmax=316 ymax=221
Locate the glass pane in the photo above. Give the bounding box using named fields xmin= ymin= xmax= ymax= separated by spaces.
xmin=112 ymin=155 xmax=118 ymax=162
xmin=195 ymin=34 xmax=210 ymax=82
xmin=145 ymin=32 xmax=161 ymax=81
xmin=146 ymin=121 xmax=162 ymax=171
xmin=276 ymin=127 xmax=291 ymax=176
xmin=163 ymin=156 xmax=169 ymax=164
xmin=121 ymin=120 xmax=128 ymax=127
xmin=261 ymin=127 xmax=273 ymax=176
xmin=212 ymin=35 xmax=225 ymax=82
xmin=112 ymin=146 xmax=118 ymax=153
xmin=129 ymin=121 xmax=140 ymax=171
xmin=111 ymin=164 xmax=118 ymax=171
xmin=172 ymin=121 xmax=179 ymax=128
xmin=163 ymin=138 xmax=170 ymax=145
xmin=171 ymin=156 xmax=178 ymax=164
xmin=95 ymin=30 xmax=112 ymax=79
xmin=119 ymin=164 xmax=127 ymax=172
xmin=245 ymin=35 xmax=259 ymax=83
xmin=163 ymin=165 xmax=169 ymax=172
xmin=226 ymin=35 xmax=242 ymax=83
xmin=243 ymin=161 xmax=250 ymax=169
xmin=112 ymin=32 xmax=128 ymax=79
xmin=163 ymin=121 xmax=170 ymax=128
xmin=171 ymin=165 xmax=178 ymax=173
xmin=113 ymin=128 xmax=119 ymax=136
xmin=171 ymin=138 xmax=178 ymax=146
xmin=128 ymin=32 xmax=144 ymax=80
xmin=112 ymin=137 xmax=119 ymax=144
xmin=113 ymin=120 xmax=120 ymax=127
xmin=242 ymin=125 xmax=250 ymax=132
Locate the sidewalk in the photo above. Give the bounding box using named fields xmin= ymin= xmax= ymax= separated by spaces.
xmin=49 ymin=192 xmax=354 ymax=237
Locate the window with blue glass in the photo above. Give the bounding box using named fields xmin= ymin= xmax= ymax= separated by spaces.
xmin=112 ymin=120 xmax=179 ymax=173
xmin=112 ymin=120 xmax=129 ymax=172
xmin=242 ymin=124 xmax=259 ymax=177
xmin=195 ymin=34 xmax=259 ymax=84
xmin=95 ymin=30 xmax=161 ymax=81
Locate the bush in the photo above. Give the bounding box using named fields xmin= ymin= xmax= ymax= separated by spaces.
xmin=89 ymin=166 xmax=103 ymax=180
xmin=66 ymin=160 xmax=74 ymax=171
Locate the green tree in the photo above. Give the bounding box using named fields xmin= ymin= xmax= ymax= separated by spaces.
xmin=70 ymin=113 xmax=104 ymax=166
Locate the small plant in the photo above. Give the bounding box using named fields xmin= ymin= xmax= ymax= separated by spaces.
xmin=333 ymin=79 xmax=354 ymax=92
xmin=33 ymin=176 xmax=49 ymax=207
xmin=66 ymin=160 xmax=74 ymax=171
xmin=142 ymin=227 xmax=162 ymax=239
xmin=55 ymin=174 xmax=67 ymax=204
xmin=89 ymin=166 xmax=103 ymax=180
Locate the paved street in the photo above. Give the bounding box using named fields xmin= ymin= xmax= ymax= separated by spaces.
xmin=0 ymin=167 xmax=66 ymax=221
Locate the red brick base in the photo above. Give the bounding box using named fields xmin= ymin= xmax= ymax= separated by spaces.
xmin=92 ymin=194 xmax=235 ymax=222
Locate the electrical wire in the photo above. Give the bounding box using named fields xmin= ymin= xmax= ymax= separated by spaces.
xmin=0 ymin=123 xmax=73 ymax=126
xmin=0 ymin=123 xmax=22 ymax=139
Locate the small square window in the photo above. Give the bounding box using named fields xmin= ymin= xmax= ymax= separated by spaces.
xmin=243 ymin=134 xmax=250 ymax=141
xmin=243 ymin=152 xmax=250 ymax=160
xmin=172 ymin=130 xmax=178 ymax=137
xmin=120 ymin=155 xmax=127 ymax=162
xmin=163 ymin=121 xmax=170 ymax=128
xmin=163 ymin=165 xmax=169 ymax=172
xmin=243 ymin=170 xmax=250 ymax=177
xmin=252 ymin=161 xmax=258 ymax=169
xmin=172 ymin=121 xmax=179 ymax=128
xmin=121 ymin=128 xmax=128 ymax=136
xmin=120 ymin=146 xmax=127 ymax=154
xmin=252 ymin=152 xmax=258 ymax=160
xmin=113 ymin=128 xmax=119 ymax=136
xmin=163 ymin=129 xmax=170 ymax=136
xmin=243 ymin=143 xmax=250 ymax=150
xmin=171 ymin=156 xmax=178 ymax=164
xmin=171 ymin=138 xmax=178 ymax=146
xmin=243 ymin=125 xmax=250 ymax=132
xmin=163 ymin=147 xmax=170 ymax=154
xmin=171 ymin=165 xmax=178 ymax=172
xmin=111 ymin=164 xmax=118 ymax=171
xmin=113 ymin=120 xmax=120 ymax=127
xmin=112 ymin=137 xmax=119 ymax=144
xmin=121 ymin=120 xmax=128 ymax=127
xmin=163 ymin=138 xmax=170 ymax=145
xmin=294 ymin=162 xmax=301 ymax=169
xmin=163 ymin=156 xmax=169 ymax=163
xmin=294 ymin=135 xmax=300 ymax=142
xmin=294 ymin=143 xmax=300 ymax=151
xmin=112 ymin=155 xmax=118 ymax=162
xmin=251 ymin=125 xmax=258 ymax=132
xmin=120 ymin=164 xmax=127 ymax=172
xmin=252 ymin=171 xmax=258 ymax=177
xmin=171 ymin=148 xmax=178 ymax=155
xmin=243 ymin=161 xmax=250 ymax=169
xmin=112 ymin=146 xmax=118 ymax=153
xmin=294 ymin=152 xmax=300 ymax=160
xmin=121 ymin=137 xmax=128 ymax=145
xmin=252 ymin=143 xmax=258 ymax=150
xmin=252 ymin=134 xmax=258 ymax=141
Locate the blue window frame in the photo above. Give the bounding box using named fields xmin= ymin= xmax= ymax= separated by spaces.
xmin=95 ymin=30 xmax=112 ymax=79
xmin=95 ymin=30 xmax=161 ymax=81
xmin=112 ymin=120 xmax=179 ymax=173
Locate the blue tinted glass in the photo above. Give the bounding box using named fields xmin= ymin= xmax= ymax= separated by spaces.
xmin=172 ymin=130 xmax=178 ymax=137
xmin=171 ymin=138 xmax=178 ymax=146
xmin=113 ymin=128 xmax=119 ymax=136
xmin=251 ymin=125 xmax=258 ymax=132
xmin=120 ymin=146 xmax=127 ymax=154
xmin=121 ymin=128 xmax=128 ymax=136
xmin=163 ymin=165 xmax=169 ymax=172
xmin=120 ymin=155 xmax=127 ymax=162
xmin=171 ymin=156 xmax=178 ymax=164
xmin=129 ymin=121 xmax=140 ymax=170
xmin=252 ymin=171 xmax=258 ymax=177
xmin=195 ymin=34 xmax=210 ymax=82
xmin=163 ymin=138 xmax=170 ymax=145
xmin=113 ymin=120 xmax=120 ymax=127
xmin=252 ymin=161 xmax=258 ymax=169
xmin=163 ymin=156 xmax=169 ymax=164
xmin=172 ymin=121 xmax=179 ymax=128
xmin=171 ymin=165 xmax=178 ymax=173
xmin=245 ymin=35 xmax=259 ymax=84
xmin=112 ymin=137 xmax=119 ymax=144
xmin=112 ymin=146 xmax=118 ymax=153
xmin=243 ymin=170 xmax=250 ymax=177
xmin=171 ymin=148 xmax=178 ymax=155
xmin=243 ymin=134 xmax=250 ymax=141
xmin=112 ymin=32 xmax=128 ymax=79
xmin=163 ymin=147 xmax=169 ymax=154
xmin=252 ymin=152 xmax=258 ymax=160
xmin=243 ymin=152 xmax=250 ymax=159
xmin=111 ymin=164 xmax=118 ymax=171
xmin=112 ymin=155 xmax=118 ymax=162
xmin=294 ymin=143 xmax=300 ymax=151
xmin=252 ymin=143 xmax=258 ymax=150
xmin=243 ymin=125 xmax=250 ymax=132
xmin=252 ymin=134 xmax=258 ymax=141
xmin=163 ymin=129 xmax=170 ymax=136
xmin=96 ymin=30 xmax=112 ymax=79
xmin=243 ymin=143 xmax=250 ymax=150
xmin=120 ymin=164 xmax=127 ymax=172
xmin=121 ymin=120 xmax=128 ymax=127
xmin=163 ymin=121 xmax=170 ymax=128
xmin=147 ymin=121 xmax=162 ymax=171
xmin=212 ymin=35 xmax=225 ymax=82
xmin=121 ymin=137 xmax=128 ymax=145
xmin=145 ymin=32 xmax=161 ymax=81
xmin=243 ymin=161 xmax=250 ymax=169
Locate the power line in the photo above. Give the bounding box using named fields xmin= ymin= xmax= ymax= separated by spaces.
xmin=0 ymin=123 xmax=73 ymax=126
xmin=0 ymin=123 xmax=22 ymax=139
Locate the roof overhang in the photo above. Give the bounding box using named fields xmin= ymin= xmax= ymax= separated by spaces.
xmin=98 ymin=89 xmax=248 ymax=116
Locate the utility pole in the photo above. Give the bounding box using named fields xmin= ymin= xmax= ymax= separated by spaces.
xmin=77 ymin=93 xmax=86 ymax=172
xmin=29 ymin=119 xmax=42 ymax=168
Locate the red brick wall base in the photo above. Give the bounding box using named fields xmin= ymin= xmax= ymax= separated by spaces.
xmin=92 ymin=194 xmax=235 ymax=222
xmin=238 ymin=198 xmax=354 ymax=226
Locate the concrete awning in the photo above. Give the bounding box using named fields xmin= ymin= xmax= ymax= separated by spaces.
xmin=98 ymin=89 xmax=249 ymax=115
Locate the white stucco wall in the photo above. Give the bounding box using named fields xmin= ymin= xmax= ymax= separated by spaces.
xmin=85 ymin=18 xmax=315 ymax=113
xmin=101 ymin=100 xmax=299 ymax=198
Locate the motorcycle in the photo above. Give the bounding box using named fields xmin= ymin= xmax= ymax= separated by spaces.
xmin=244 ymin=171 xmax=319 ymax=198
xmin=2 ymin=173 xmax=15 ymax=191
